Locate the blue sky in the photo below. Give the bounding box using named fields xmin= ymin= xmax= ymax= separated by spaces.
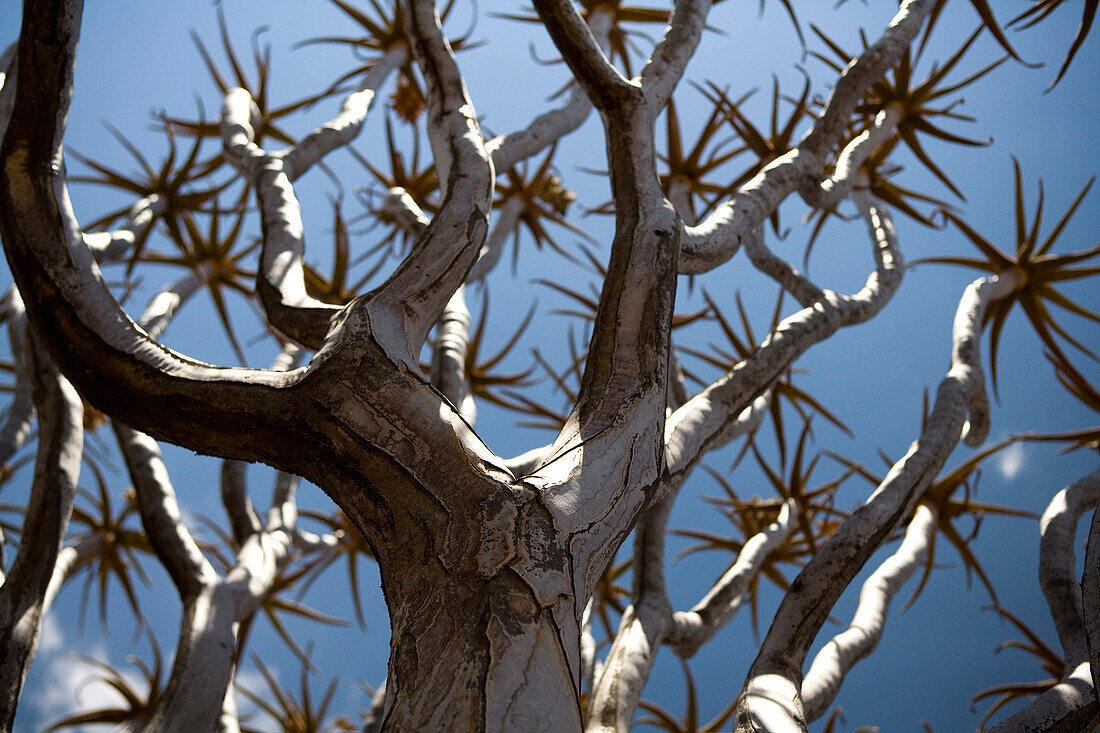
xmin=2 ymin=1 xmax=1099 ymax=730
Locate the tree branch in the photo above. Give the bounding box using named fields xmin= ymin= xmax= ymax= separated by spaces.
xmin=984 ymin=469 xmax=1100 ymax=730
xmin=668 ymin=497 xmax=795 ymax=658
xmin=430 ymin=286 xmax=476 ymax=423
xmin=364 ymin=0 xmax=493 ymax=359
xmin=800 ymin=504 xmax=936 ymax=722
xmin=0 ymin=0 xmax=311 ymax=469
xmin=1038 ymin=468 xmax=1100 ymax=668
xmin=0 ymin=290 xmax=33 ymax=466
xmin=742 ymin=228 xmax=825 ymax=307
xmin=531 ymin=0 xmax=638 ymax=111
xmin=639 ymin=0 xmax=711 ymax=112
xmin=0 ymin=333 xmax=82 ymax=730
xmin=734 ymin=266 xmax=1022 ymax=731
xmin=282 ymin=45 xmax=407 ymax=180
xmin=665 ymin=193 xmax=902 ymax=491
xmin=586 ymin=498 xmax=674 ymax=732
xmin=220 ymin=88 xmax=342 ymax=350
xmin=114 ymin=422 xmax=216 ymax=599
xmin=485 ymin=8 xmax=611 ymax=173
xmin=679 ymin=0 xmax=933 ymax=274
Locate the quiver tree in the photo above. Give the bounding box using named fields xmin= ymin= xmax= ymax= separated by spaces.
xmin=0 ymin=0 xmax=1098 ymax=731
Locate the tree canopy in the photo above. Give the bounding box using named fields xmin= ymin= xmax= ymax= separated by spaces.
xmin=0 ymin=0 xmax=1098 ymax=731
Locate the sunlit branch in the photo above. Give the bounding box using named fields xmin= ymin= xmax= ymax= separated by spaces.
xmin=219 ymin=88 xmax=342 ymax=350
xmin=0 ymin=0 xmax=307 ymax=467
xmin=362 ymin=678 xmax=387 ymax=733
xmin=114 ymin=423 xmax=217 ymax=599
xmin=0 ymin=334 xmax=82 ymax=731
xmin=987 ymin=468 xmax=1100 ymax=730
xmin=668 ymin=497 xmax=795 ymax=659
xmin=742 ymin=228 xmax=825 ymax=307
xmin=587 ymin=497 xmax=675 ymax=733
xmin=282 ymin=44 xmax=407 ymax=180
xmin=639 ymin=0 xmax=711 ymax=112
xmin=800 ymin=504 xmax=936 ymax=722
xmin=531 ymin=0 xmax=638 ymax=111
xmin=219 ymin=684 xmax=242 ymax=733
xmin=800 ymin=105 xmax=904 ymax=210
xmin=138 ymin=273 xmax=204 ymax=343
xmin=581 ymin=600 xmax=600 ymax=695
xmin=430 ymin=287 xmax=476 ymax=424
xmin=81 ymin=193 xmax=166 ymax=261
xmin=365 ymin=0 xmax=493 ymax=358
xmin=485 ymin=9 xmax=612 ymax=173
xmin=1038 ymin=468 xmax=1100 ymax=667
xmin=0 ymin=291 xmax=32 ymax=466
xmin=586 ymin=395 xmax=769 ymax=731
xmin=989 ymin=661 xmax=1100 ymax=732
xmin=665 ymin=194 xmax=902 ymax=490
xmin=734 ymin=262 xmax=1021 ymax=731
xmin=680 ymin=0 xmax=933 ymax=275
xmin=378 ymin=186 xmax=430 ymax=236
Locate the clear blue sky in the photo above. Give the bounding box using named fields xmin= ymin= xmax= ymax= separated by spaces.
xmin=2 ymin=1 xmax=1098 ymax=730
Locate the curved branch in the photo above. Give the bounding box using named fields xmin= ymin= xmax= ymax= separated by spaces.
xmin=282 ymin=45 xmax=407 ymax=180
xmin=0 ymin=334 xmax=82 ymax=730
xmin=800 ymin=504 xmax=936 ymax=722
xmin=0 ymin=291 xmax=33 ymax=466
xmin=81 ymin=193 xmax=166 ymax=261
xmin=531 ymin=0 xmax=638 ymax=111
xmin=679 ymin=0 xmax=933 ymax=274
xmin=218 ymin=40 xmax=406 ymax=347
xmin=743 ymin=228 xmax=825 ymax=307
xmin=0 ymin=0 xmax=309 ymax=469
xmin=363 ymin=0 xmax=493 ymax=359
xmin=377 ymin=186 xmax=430 ymax=236
xmin=1038 ymin=468 xmax=1100 ymax=668
xmin=485 ymin=8 xmax=611 ymax=174
xmin=220 ymin=89 xmax=342 ymax=350
xmin=734 ymin=267 xmax=1021 ymax=731
xmin=665 ymin=194 xmax=903 ymax=491
xmin=639 ymin=0 xmax=710 ymax=112
xmin=430 ymin=286 xmax=476 ymax=424
xmin=114 ymin=422 xmax=217 ymax=600
xmin=799 ymin=105 xmax=903 ymax=210
xmin=586 ymin=498 xmax=674 ymax=732
xmin=987 ymin=661 xmax=1099 ymax=732
xmin=668 ymin=497 xmax=796 ymax=659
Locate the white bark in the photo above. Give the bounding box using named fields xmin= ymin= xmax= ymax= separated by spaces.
xmin=1038 ymin=468 xmax=1100 ymax=667
xmin=0 ymin=335 xmax=83 ymax=730
xmin=0 ymin=290 xmax=32 ymax=466
xmin=735 ymin=265 xmax=1022 ymax=730
xmin=484 ymin=9 xmax=611 ymax=173
xmin=987 ymin=661 xmax=1099 ymax=732
xmin=668 ymin=497 xmax=796 ymax=659
xmin=1 ymin=1 xmax=1096 ymax=731
xmin=81 ymin=193 xmax=166 ymax=261
xmin=679 ymin=0 xmax=933 ymax=274
xmin=801 ymin=504 xmax=936 ymax=722
xmin=986 ymin=469 xmax=1100 ymax=731
xmin=800 ymin=104 xmax=904 ymax=210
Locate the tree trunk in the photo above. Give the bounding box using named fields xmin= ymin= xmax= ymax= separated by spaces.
xmin=380 ymin=550 xmax=584 ymax=731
